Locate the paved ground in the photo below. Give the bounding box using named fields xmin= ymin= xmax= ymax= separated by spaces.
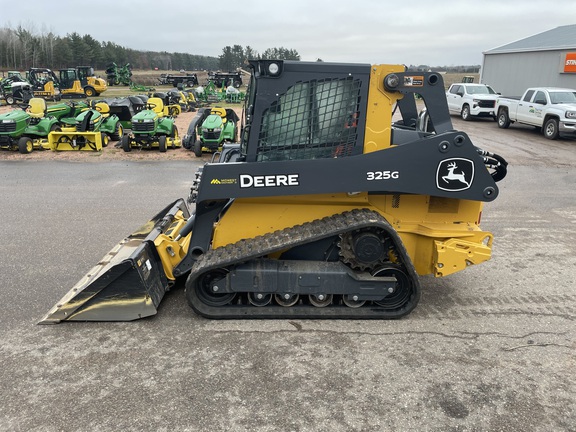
xmin=0 ymin=114 xmax=574 ymax=431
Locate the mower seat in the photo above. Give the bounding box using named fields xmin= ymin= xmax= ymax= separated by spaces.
xmin=211 ymin=107 xmax=227 ymax=123
xmin=95 ymin=102 xmax=110 ymax=117
xmin=28 ymin=98 xmax=47 ymax=119
xmin=147 ymin=97 xmax=165 ymax=117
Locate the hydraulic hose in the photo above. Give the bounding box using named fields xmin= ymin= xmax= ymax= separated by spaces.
xmin=476 ymin=147 xmax=508 ymax=182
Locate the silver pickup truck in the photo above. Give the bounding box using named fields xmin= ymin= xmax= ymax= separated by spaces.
xmin=495 ymin=87 xmax=576 ymax=139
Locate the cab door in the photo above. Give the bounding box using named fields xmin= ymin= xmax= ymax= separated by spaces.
xmin=59 ymin=70 xmax=76 ymax=91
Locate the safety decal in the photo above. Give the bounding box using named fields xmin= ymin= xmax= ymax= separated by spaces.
xmin=403 ymin=76 xmax=424 ymax=87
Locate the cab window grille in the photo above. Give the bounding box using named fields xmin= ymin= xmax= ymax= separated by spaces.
xmin=256 ymin=78 xmax=361 ymax=161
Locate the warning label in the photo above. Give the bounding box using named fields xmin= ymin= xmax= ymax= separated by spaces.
xmin=403 ymin=76 xmax=424 ymax=86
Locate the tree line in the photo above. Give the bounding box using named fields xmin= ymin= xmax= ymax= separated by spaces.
xmin=218 ymin=45 xmax=301 ymax=71
xmin=0 ymin=24 xmax=301 ymax=73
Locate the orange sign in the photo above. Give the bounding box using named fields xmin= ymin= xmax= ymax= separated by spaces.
xmin=564 ymin=52 xmax=576 ymax=73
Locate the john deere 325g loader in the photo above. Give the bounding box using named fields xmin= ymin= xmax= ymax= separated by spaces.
xmin=40 ymin=60 xmax=507 ymax=323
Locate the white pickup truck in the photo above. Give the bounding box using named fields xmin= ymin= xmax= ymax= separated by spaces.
xmin=495 ymin=87 xmax=576 ymax=139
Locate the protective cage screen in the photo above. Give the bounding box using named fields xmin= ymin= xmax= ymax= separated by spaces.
xmin=256 ymin=78 xmax=362 ymax=161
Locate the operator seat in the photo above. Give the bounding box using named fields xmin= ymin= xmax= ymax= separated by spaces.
xmin=211 ymin=107 xmax=227 ymax=123
xmin=147 ymin=97 xmax=165 ymax=117
xmin=94 ymin=102 xmax=110 ymax=117
xmin=28 ymin=98 xmax=47 ymax=119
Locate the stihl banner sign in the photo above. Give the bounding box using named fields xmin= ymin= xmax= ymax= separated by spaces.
xmin=564 ymin=52 xmax=576 ymax=73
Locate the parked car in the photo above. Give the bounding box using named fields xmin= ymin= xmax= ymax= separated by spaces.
xmin=446 ymin=83 xmax=499 ymax=120
xmin=495 ymin=87 xmax=576 ymax=139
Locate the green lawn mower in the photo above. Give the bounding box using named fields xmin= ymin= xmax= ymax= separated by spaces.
xmin=120 ymin=97 xmax=181 ymax=152
xmin=182 ymin=107 xmax=239 ymax=157
xmin=47 ymin=100 xmax=90 ymax=123
xmin=0 ymin=98 xmax=60 ymax=154
xmin=48 ymin=101 xmax=123 ymax=151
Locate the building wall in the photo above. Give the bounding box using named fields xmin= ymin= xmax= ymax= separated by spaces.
xmin=481 ymin=50 xmax=576 ymax=96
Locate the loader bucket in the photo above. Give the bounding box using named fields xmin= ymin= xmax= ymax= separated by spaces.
xmin=39 ymin=199 xmax=191 ymax=324
xmin=48 ymin=130 xmax=105 ymax=151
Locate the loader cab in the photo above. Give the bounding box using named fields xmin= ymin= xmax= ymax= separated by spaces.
xmin=241 ymin=60 xmax=370 ymax=163
xmin=59 ymin=69 xmax=78 ymax=90
xmin=76 ymin=66 xmax=94 ymax=87
xmin=28 ymin=68 xmax=58 ymax=91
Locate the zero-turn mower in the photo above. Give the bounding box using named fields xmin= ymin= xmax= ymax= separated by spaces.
xmin=40 ymin=60 xmax=507 ymax=323
xmin=120 ymin=97 xmax=181 ymax=152
xmin=48 ymin=101 xmax=123 ymax=151
xmin=0 ymin=98 xmax=60 ymax=153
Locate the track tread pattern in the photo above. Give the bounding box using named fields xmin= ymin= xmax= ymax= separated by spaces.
xmin=185 ymin=209 xmax=421 ymax=319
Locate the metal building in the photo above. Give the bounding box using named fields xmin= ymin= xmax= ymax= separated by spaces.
xmin=481 ymin=24 xmax=576 ymax=96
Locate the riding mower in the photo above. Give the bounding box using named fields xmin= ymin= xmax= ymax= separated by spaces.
xmin=151 ymin=92 xmax=182 ymax=117
xmin=167 ymin=89 xmax=197 ymax=112
xmin=48 ymin=101 xmax=124 ymax=151
xmin=0 ymin=98 xmax=60 ymax=154
xmin=120 ymin=97 xmax=181 ymax=152
xmin=182 ymin=107 xmax=239 ymax=156
xmin=105 ymin=96 xmax=146 ymax=131
xmin=47 ymin=100 xmax=90 ymax=123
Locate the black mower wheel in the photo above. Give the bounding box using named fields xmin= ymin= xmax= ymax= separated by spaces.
xmin=159 ymin=135 xmax=167 ymax=152
xmin=121 ymin=135 xmax=131 ymax=152
xmin=6 ymin=95 xmax=15 ymax=105
xmin=193 ymin=140 xmax=203 ymax=157
xmin=101 ymin=132 xmax=109 ymax=148
xmin=18 ymin=136 xmax=33 ymax=154
xmin=111 ymin=122 xmax=124 ymax=141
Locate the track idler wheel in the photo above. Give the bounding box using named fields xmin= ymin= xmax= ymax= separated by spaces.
xmin=194 ymin=269 xmax=235 ymax=306
xmin=372 ymin=265 xmax=413 ymax=310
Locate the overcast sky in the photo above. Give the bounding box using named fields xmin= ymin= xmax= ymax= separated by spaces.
xmin=2 ymin=0 xmax=575 ymax=66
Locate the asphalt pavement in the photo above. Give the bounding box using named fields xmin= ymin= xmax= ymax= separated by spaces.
xmin=0 ymin=121 xmax=574 ymax=431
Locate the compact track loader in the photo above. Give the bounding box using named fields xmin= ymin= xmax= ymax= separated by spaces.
xmin=40 ymin=61 xmax=507 ymax=323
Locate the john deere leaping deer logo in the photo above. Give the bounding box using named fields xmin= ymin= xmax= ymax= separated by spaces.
xmin=436 ymin=158 xmax=474 ymax=192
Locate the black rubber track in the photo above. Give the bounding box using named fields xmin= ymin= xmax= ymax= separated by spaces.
xmin=185 ymin=208 xmax=421 ymax=319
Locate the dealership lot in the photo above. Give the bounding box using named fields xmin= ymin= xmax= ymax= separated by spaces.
xmin=0 ymin=117 xmax=574 ymax=431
